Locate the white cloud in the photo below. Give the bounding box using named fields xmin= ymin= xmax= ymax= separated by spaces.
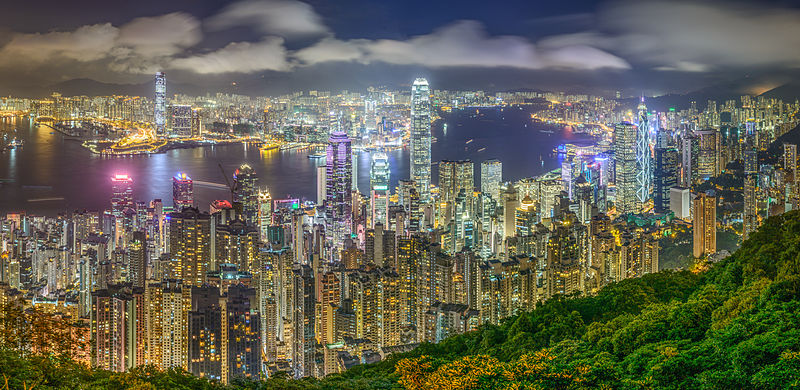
xmin=293 ymin=20 xmax=630 ymax=71
xmin=170 ymin=37 xmax=290 ymax=73
xmin=293 ymin=37 xmax=365 ymax=64
xmin=594 ymin=1 xmax=800 ymax=71
xmin=9 ymin=0 xmax=800 ymax=83
xmin=0 ymin=24 xmax=118 ymax=64
xmin=207 ymin=0 xmax=328 ymax=38
xmin=0 ymin=13 xmax=205 ymax=76
xmin=117 ymin=13 xmax=202 ymax=57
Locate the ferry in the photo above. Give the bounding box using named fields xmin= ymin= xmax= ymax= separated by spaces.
xmin=260 ymin=143 xmax=280 ymax=151
xmin=307 ymin=145 xmax=326 ymax=159
xmin=7 ymin=138 xmax=23 ymax=149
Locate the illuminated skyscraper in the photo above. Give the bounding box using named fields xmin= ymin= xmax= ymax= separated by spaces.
xmin=439 ymin=160 xmax=474 ymax=205
xmin=614 ymin=122 xmax=639 ymax=214
xmin=480 ymin=159 xmax=502 ymax=201
xmin=364 ymin=99 xmax=378 ymax=132
xmin=410 ymin=78 xmax=432 ymax=202
xmin=257 ymin=188 xmax=272 ymax=242
xmin=191 ymin=108 xmax=202 ymax=138
xmin=233 ymin=164 xmax=258 ymax=226
xmin=635 ymin=98 xmax=652 ymax=203
xmin=397 ymin=237 xmax=421 ymax=331
xmin=160 ymin=279 xmax=189 ymax=370
xmin=743 ymin=135 xmax=759 ymax=239
xmin=188 ymin=285 xmax=222 ymax=381
xmin=316 ymin=165 xmax=326 ymax=204
xmin=154 ymin=72 xmax=166 ymax=134
xmin=545 ymin=213 xmax=587 ymax=299
xmin=696 ymin=129 xmax=721 ymax=179
xmin=326 ymin=131 xmax=353 ymax=244
xmin=128 ymin=231 xmax=147 ymax=288
xmin=785 ymin=143 xmax=797 ymax=179
xmin=370 ymin=152 xmax=390 ymax=228
xmin=654 ymin=147 xmax=679 ymax=214
xmin=170 ymin=104 xmax=192 ymax=137
xmin=168 ymin=207 xmax=212 ymax=286
xmin=110 ymin=174 xmax=134 ymax=217
xmin=224 ymin=285 xmax=261 ymax=382
xmin=215 ymin=219 xmax=259 ymax=273
xmin=693 ymin=193 xmax=716 ymax=258
xmin=92 ymin=284 xmax=144 ymax=372
xmin=292 ymin=265 xmax=315 ymax=378
xmin=172 ymin=172 xmax=193 ymax=210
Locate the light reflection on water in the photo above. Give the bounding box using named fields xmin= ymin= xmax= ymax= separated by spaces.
xmin=0 ymin=107 xmax=593 ymax=215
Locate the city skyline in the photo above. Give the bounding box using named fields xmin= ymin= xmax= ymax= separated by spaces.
xmin=1 ymin=0 xmax=800 ymax=387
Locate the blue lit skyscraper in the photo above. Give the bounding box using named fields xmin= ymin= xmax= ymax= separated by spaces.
xmin=155 ymin=72 xmax=166 ymax=134
xmin=410 ymin=78 xmax=431 ymax=202
xmin=635 ymin=97 xmax=652 ymax=204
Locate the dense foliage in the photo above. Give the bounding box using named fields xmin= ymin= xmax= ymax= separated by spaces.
xmin=4 ymin=211 xmax=800 ymax=389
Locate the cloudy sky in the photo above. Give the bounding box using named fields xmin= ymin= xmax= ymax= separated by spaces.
xmin=2 ymin=0 xmax=800 ymax=96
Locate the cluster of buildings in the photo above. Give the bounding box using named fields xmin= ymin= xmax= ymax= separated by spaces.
xmin=1 ymin=75 xmax=800 ymax=382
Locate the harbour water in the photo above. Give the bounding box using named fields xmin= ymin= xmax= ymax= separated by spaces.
xmin=0 ymin=106 xmax=594 ymax=215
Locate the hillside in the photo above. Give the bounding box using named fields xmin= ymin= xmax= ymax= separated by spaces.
xmin=4 ymin=211 xmax=800 ymax=389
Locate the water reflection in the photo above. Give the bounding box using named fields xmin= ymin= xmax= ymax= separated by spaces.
xmin=0 ymin=108 xmax=593 ymax=215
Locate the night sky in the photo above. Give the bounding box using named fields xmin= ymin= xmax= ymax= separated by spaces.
xmin=3 ymin=0 xmax=800 ymax=96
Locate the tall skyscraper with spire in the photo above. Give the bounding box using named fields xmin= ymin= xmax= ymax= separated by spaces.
xmin=410 ymin=78 xmax=431 ymax=202
xmin=154 ymin=72 xmax=166 ymax=134
xmin=635 ymin=97 xmax=652 ymax=204
xmin=370 ymin=152 xmax=390 ymax=228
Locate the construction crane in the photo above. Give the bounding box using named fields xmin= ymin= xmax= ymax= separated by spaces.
xmin=218 ymin=162 xmax=236 ymax=201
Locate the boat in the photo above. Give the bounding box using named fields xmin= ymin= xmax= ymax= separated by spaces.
xmin=465 ymin=139 xmax=473 ymax=144
xmin=7 ymin=138 xmax=23 ymax=149
xmin=307 ymin=144 xmax=326 ymax=159
xmin=477 ymin=147 xmax=486 ymax=152
xmin=261 ymin=143 xmax=280 ymax=151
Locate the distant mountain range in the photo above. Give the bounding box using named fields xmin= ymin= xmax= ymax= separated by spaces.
xmin=5 ymin=77 xmax=800 ymax=102
xmin=47 ymin=79 xmax=209 ymax=98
